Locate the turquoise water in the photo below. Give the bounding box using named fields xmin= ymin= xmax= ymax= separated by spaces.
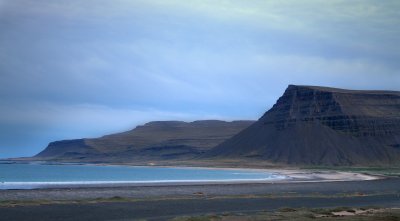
xmin=0 ymin=163 xmax=285 ymax=189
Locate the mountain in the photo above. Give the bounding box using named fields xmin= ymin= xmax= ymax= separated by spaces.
xmin=34 ymin=120 xmax=254 ymax=163
xmin=205 ymin=85 xmax=400 ymax=166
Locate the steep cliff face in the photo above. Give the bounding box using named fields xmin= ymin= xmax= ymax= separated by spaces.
xmin=206 ymin=85 xmax=400 ymax=166
xmin=35 ymin=120 xmax=254 ymax=163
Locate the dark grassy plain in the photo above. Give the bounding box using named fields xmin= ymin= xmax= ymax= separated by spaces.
xmin=172 ymin=207 xmax=400 ymax=221
xmin=1 ymin=176 xmax=400 ymax=221
xmin=1 ymin=194 xmax=399 ymax=221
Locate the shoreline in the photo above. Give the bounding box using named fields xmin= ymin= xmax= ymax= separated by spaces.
xmin=0 ymin=172 xmax=380 ymax=190
xmin=1 ymin=162 xmax=398 ymax=220
xmin=2 ymin=177 xmax=399 ymax=201
xmin=0 ymin=161 xmax=383 ymax=190
xmin=1 ymin=177 xmax=400 ymax=220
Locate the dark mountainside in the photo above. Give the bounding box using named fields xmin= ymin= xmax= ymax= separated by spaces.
xmin=205 ymin=85 xmax=400 ymax=166
xmin=26 ymin=85 xmax=400 ymax=167
xmin=34 ymin=120 xmax=254 ymax=163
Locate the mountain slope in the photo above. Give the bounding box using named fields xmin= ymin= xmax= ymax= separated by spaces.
xmin=35 ymin=120 xmax=254 ymax=163
xmin=205 ymin=85 xmax=400 ymax=166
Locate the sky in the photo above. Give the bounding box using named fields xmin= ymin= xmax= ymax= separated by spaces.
xmin=0 ymin=0 xmax=399 ymax=158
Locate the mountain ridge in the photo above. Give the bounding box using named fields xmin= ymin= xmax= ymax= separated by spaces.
xmin=204 ymin=85 xmax=400 ymax=166
xmin=27 ymin=85 xmax=400 ymax=166
xmin=34 ymin=120 xmax=255 ymax=163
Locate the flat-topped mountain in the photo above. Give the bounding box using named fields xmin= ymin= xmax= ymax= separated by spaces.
xmin=205 ymin=85 xmax=400 ymax=166
xmin=27 ymin=85 xmax=400 ymax=166
xmin=34 ymin=120 xmax=254 ymax=163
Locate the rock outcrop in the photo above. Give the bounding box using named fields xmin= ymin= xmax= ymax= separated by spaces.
xmin=205 ymin=85 xmax=400 ymax=166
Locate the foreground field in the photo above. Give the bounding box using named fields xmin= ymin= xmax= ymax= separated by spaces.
xmin=1 ymin=195 xmax=399 ymax=221
xmin=173 ymin=207 xmax=400 ymax=221
xmin=1 ymin=177 xmax=399 ymax=220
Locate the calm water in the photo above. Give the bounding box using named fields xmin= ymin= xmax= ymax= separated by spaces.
xmin=0 ymin=163 xmax=285 ymax=189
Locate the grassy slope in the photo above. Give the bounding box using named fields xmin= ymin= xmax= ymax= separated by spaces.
xmin=172 ymin=207 xmax=400 ymax=221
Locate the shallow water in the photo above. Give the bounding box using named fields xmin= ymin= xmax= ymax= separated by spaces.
xmin=0 ymin=163 xmax=285 ymax=189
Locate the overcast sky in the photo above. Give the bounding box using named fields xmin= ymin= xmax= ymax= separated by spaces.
xmin=1 ymin=0 xmax=399 ymax=158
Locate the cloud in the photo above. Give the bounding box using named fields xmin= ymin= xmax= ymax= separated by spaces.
xmin=0 ymin=0 xmax=399 ymax=157
xmin=0 ymin=102 xmax=233 ymax=158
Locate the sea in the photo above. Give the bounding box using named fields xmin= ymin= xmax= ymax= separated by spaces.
xmin=0 ymin=162 xmax=286 ymax=189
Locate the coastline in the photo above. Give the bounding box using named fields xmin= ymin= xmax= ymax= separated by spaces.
xmin=0 ymin=171 xmax=381 ymax=190
xmin=1 ymin=161 xmax=398 ymax=220
xmin=1 ymin=177 xmax=400 ymax=220
xmin=0 ymin=161 xmax=383 ymax=190
xmin=1 ymin=176 xmax=399 ymax=201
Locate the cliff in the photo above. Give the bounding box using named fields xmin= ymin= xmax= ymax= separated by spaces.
xmin=205 ymin=85 xmax=400 ymax=166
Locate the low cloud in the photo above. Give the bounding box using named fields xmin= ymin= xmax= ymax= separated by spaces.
xmin=0 ymin=0 xmax=399 ymax=157
xmin=0 ymin=102 xmax=233 ymax=158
